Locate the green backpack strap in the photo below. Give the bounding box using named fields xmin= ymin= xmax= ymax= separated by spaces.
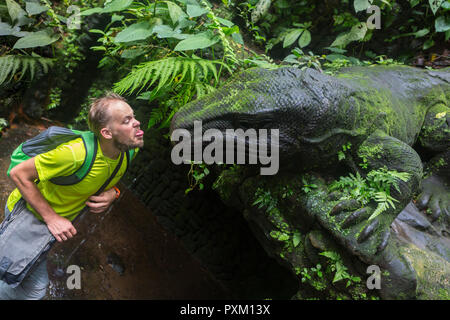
xmin=50 ymin=131 xmax=98 ymax=186
xmin=125 ymin=148 xmax=135 ymax=173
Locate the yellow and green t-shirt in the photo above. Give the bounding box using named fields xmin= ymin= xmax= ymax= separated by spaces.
xmin=7 ymin=137 xmax=138 ymax=222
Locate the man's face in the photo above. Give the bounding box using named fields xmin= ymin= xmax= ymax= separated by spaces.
xmin=106 ymin=100 xmax=144 ymax=152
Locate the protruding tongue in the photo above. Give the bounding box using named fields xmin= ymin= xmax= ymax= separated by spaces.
xmin=136 ymin=130 xmax=144 ymax=137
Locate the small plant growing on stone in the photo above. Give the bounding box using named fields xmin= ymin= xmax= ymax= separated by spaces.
xmin=300 ymin=264 xmax=327 ymax=291
xmin=253 ymin=187 xmax=278 ymax=213
xmin=185 ymin=162 xmax=210 ymax=194
xmin=319 ymin=251 xmax=361 ymax=288
xmin=338 ymin=142 xmax=352 ymax=161
xmin=301 ymin=177 xmax=318 ymax=194
xmin=329 ymin=167 xmax=411 ymax=220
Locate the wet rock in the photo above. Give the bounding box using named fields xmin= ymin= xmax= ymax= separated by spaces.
xmin=396 ymin=202 xmax=433 ymax=232
xmin=107 ymin=252 xmax=125 ymax=276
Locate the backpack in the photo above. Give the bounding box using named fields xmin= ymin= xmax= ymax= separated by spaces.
xmin=7 ymin=126 xmax=135 ymax=185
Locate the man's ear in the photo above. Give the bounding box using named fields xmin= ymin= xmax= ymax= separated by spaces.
xmin=100 ymin=127 xmax=113 ymax=140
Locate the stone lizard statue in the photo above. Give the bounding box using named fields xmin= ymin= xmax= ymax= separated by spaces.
xmin=170 ymin=65 xmax=449 ymax=299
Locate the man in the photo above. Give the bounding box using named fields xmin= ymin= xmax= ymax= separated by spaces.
xmin=0 ymin=92 xmax=144 ymax=299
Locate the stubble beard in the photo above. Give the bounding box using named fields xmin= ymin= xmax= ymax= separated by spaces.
xmin=113 ymin=137 xmax=144 ymax=152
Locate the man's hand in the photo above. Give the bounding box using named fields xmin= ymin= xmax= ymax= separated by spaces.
xmin=44 ymin=214 xmax=77 ymax=242
xmin=86 ymin=188 xmax=117 ymax=214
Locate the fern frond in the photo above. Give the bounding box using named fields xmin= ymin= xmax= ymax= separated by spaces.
xmin=193 ymin=82 xmax=216 ymax=99
xmin=368 ymin=202 xmax=387 ymax=221
xmin=189 ymin=59 xmax=196 ymax=82
xmin=0 ymin=55 xmax=54 ymax=86
xmin=10 ymin=58 xmax=22 ymax=81
xmin=157 ymin=58 xmax=175 ymax=92
xmin=208 ymin=60 xmax=220 ymax=83
xmin=178 ymin=59 xmax=191 ymax=84
xmin=0 ymin=56 xmax=14 ymax=84
xmin=26 ymin=58 xmax=36 ymax=81
xmin=148 ymin=106 xmax=167 ymax=129
xmin=114 ymin=57 xmax=223 ymax=95
xmin=194 ymin=83 xmax=204 ymax=98
xmin=199 ymin=59 xmax=209 ymax=81
xmin=147 ymin=58 xmax=165 ymax=90
xmin=169 ymin=59 xmax=182 ymax=85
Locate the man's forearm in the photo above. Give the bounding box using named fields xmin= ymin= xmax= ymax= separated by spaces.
xmin=9 ymin=157 xmax=76 ymax=242
xmin=10 ymin=174 xmax=59 ymax=223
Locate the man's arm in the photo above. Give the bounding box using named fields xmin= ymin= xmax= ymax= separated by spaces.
xmin=9 ymin=157 xmax=77 ymax=242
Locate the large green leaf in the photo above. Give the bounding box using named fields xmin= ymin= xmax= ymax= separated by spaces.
xmin=153 ymin=24 xmax=189 ymax=39
xmin=298 ymin=29 xmax=311 ymax=48
xmin=216 ymin=17 xmax=234 ymax=27
xmin=0 ymin=21 xmax=15 ymax=36
xmin=429 ymin=0 xmax=445 ymax=15
xmin=6 ymin=0 xmax=32 ymax=26
xmin=435 ymin=15 xmax=450 ymax=32
xmin=103 ymin=0 xmax=133 ymax=12
xmin=165 ymin=1 xmax=187 ymax=24
xmin=13 ymin=29 xmax=60 ymax=49
xmin=81 ymin=0 xmax=132 ymax=15
xmin=25 ymin=1 xmax=48 ymax=16
xmin=186 ymin=4 xmax=208 ymax=18
xmin=354 ymin=0 xmax=372 ymax=13
xmin=6 ymin=0 xmax=23 ymax=22
xmin=293 ymin=232 xmax=301 ymax=247
xmin=80 ymin=7 xmax=102 ymax=15
xmin=283 ymin=29 xmax=303 ymax=48
xmin=414 ymin=28 xmax=430 ymax=37
xmin=121 ymin=48 xmax=146 ymax=59
xmin=0 ymin=21 xmax=29 ymax=37
xmin=114 ymin=21 xmax=155 ymax=42
xmin=174 ymin=33 xmax=219 ymax=51
xmin=331 ymin=22 xmax=368 ymax=47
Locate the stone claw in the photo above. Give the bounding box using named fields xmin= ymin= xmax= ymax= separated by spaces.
xmin=357 ymin=219 xmax=379 ymax=243
xmin=327 ymin=191 xmax=342 ymax=201
xmin=416 ymin=192 xmax=431 ymax=210
xmin=341 ymin=207 xmax=369 ymax=229
xmin=429 ymin=198 xmax=442 ymax=221
xmin=329 ymin=199 xmax=359 ymax=216
xmin=376 ymin=229 xmax=390 ymax=254
xmin=416 ymin=175 xmax=450 ymax=222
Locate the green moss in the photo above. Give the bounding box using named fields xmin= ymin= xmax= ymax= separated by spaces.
xmin=400 ymin=243 xmax=450 ymax=300
xmin=213 ymin=168 xmax=239 ymax=202
xmin=438 ymin=288 xmax=450 ymax=300
xmin=358 ymin=143 xmax=384 ymax=162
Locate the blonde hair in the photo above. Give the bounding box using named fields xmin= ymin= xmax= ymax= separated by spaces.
xmin=87 ymin=92 xmax=127 ymax=136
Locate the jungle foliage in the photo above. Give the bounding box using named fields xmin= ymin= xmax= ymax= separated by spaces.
xmin=234 ymin=0 xmax=450 ymax=58
xmin=0 ymin=0 xmax=102 ymax=86
xmin=1 ymin=0 xmax=448 ymax=129
xmin=79 ymin=0 xmax=248 ymax=131
xmin=0 ymin=0 xmax=448 ymax=191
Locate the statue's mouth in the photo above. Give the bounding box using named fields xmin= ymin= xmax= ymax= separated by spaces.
xmin=169 ymin=118 xmax=281 ymax=175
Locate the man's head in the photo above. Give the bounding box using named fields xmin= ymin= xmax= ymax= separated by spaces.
xmin=88 ymin=92 xmax=144 ymax=152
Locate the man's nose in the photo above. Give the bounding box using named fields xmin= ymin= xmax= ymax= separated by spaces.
xmin=133 ymin=119 xmax=140 ymax=127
